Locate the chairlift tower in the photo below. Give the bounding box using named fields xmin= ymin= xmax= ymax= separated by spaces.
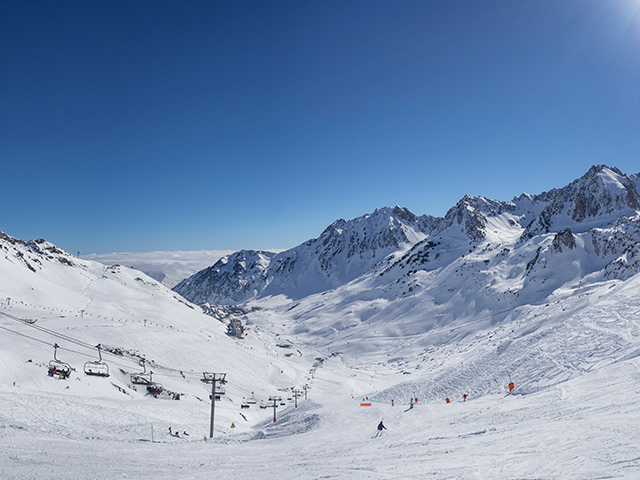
xmin=303 ymin=384 xmax=310 ymax=400
xmin=268 ymin=396 xmax=282 ymax=423
xmin=201 ymin=373 xmax=227 ymax=438
xmin=291 ymin=388 xmax=303 ymax=408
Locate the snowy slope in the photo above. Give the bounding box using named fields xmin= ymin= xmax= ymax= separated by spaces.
xmin=0 ymin=231 xmax=315 ymax=440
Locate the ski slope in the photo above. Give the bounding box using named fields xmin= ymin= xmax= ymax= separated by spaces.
xmin=2 ymin=350 xmax=639 ymax=479
xmin=2 ymin=264 xmax=640 ymax=479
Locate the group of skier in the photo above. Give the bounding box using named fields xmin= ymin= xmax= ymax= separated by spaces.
xmin=168 ymin=427 xmax=188 ymax=437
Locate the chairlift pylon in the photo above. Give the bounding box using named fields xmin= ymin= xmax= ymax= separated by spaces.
xmin=130 ymin=358 xmax=153 ymax=385
xmin=84 ymin=344 xmax=110 ymax=377
xmin=48 ymin=343 xmax=71 ymax=379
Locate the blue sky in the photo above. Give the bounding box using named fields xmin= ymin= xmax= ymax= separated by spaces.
xmin=2 ymin=0 xmax=640 ymax=254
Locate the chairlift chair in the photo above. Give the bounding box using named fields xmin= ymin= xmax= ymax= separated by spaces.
xmin=48 ymin=343 xmax=71 ymax=379
xmin=146 ymin=382 xmax=164 ymax=397
xmin=130 ymin=358 xmax=152 ymax=385
xmin=84 ymin=344 xmax=110 ymax=377
xmin=246 ymin=391 xmax=257 ymax=404
xmin=214 ymin=386 xmax=226 ymax=401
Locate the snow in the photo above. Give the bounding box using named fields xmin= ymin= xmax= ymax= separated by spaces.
xmin=3 ymin=256 xmax=640 ymax=479
xmin=2 ymin=348 xmax=640 ymax=479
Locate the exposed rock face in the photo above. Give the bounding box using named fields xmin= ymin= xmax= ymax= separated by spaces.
xmin=433 ymin=195 xmax=515 ymax=243
xmin=0 ymin=231 xmax=76 ymax=273
xmin=552 ymin=228 xmax=576 ymax=253
xmin=519 ymin=165 xmax=640 ymax=241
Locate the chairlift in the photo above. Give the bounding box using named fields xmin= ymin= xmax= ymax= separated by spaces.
xmin=210 ymin=385 xmax=225 ymax=401
xmin=48 ymin=343 xmax=71 ymax=379
xmin=246 ymin=391 xmax=257 ymax=404
xmin=84 ymin=344 xmax=110 ymax=377
xmin=130 ymin=358 xmax=152 ymax=385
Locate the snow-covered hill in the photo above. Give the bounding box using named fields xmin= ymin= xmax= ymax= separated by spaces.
xmin=0 ymin=230 xmax=314 ymax=440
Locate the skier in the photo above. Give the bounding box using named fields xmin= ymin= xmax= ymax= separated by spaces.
xmin=374 ymin=421 xmax=387 ymax=437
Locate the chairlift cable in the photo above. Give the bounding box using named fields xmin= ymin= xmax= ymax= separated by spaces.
xmin=0 ymin=323 xmax=144 ymax=372
xmin=0 ymin=324 xmax=53 ymax=346
xmin=0 ymin=311 xmax=95 ymax=350
xmin=0 ymin=312 xmax=205 ymax=378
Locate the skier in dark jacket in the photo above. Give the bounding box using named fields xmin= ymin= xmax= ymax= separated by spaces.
xmin=375 ymin=421 xmax=387 ymax=437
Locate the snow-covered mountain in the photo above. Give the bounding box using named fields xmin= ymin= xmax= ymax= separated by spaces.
xmin=176 ymin=165 xmax=640 ymax=309
xmin=517 ymin=164 xmax=640 ymax=241
xmin=171 ymin=164 xmax=640 ymax=400
xmin=226 ymin=164 xmax=640 ymax=409
xmin=174 ymin=206 xmax=441 ymax=304
xmin=392 ymin=164 xmax=640 ymax=280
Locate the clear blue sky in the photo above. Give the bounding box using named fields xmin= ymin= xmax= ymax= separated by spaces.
xmin=2 ymin=0 xmax=639 ymax=254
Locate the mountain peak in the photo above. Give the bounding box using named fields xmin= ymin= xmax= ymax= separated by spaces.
xmin=175 ymin=206 xmax=442 ymax=304
xmin=434 ymin=195 xmax=515 ymax=242
xmin=519 ymin=165 xmax=640 ymax=240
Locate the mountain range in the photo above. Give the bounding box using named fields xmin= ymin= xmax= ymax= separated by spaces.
xmin=174 ymin=165 xmax=640 ymax=308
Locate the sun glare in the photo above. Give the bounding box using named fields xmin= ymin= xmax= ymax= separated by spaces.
xmin=621 ymin=0 xmax=640 ymax=28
